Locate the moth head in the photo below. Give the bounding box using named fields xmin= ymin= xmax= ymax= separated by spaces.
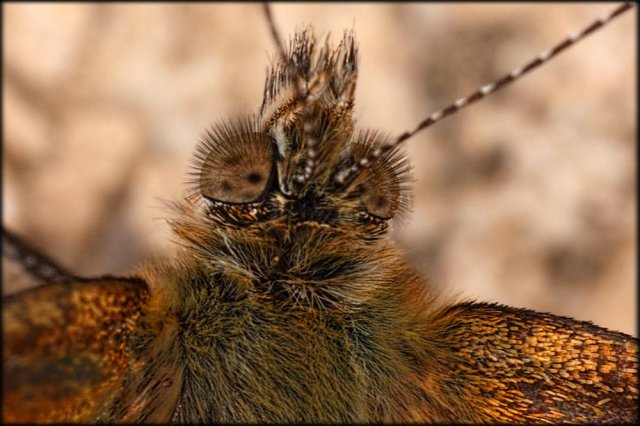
xmin=185 ymin=29 xmax=411 ymax=241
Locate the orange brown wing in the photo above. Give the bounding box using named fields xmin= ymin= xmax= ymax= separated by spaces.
xmin=2 ymin=228 xmax=181 ymax=422
xmin=434 ymin=302 xmax=638 ymax=423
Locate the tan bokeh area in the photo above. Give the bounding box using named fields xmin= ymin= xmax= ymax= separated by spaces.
xmin=3 ymin=4 xmax=636 ymax=335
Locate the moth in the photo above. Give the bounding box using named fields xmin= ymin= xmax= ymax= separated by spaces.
xmin=3 ymin=3 xmax=637 ymax=423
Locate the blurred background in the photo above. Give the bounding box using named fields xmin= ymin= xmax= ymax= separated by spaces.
xmin=3 ymin=3 xmax=636 ymax=335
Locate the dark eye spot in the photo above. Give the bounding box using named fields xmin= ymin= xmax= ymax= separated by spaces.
xmin=247 ymin=173 xmax=262 ymax=184
xmin=374 ymin=196 xmax=388 ymax=209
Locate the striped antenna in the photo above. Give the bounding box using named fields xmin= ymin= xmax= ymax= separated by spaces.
xmin=3 ymin=227 xmax=75 ymax=284
xmin=334 ymin=2 xmax=634 ymax=185
xmin=262 ymin=2 xmax=319 ymax=185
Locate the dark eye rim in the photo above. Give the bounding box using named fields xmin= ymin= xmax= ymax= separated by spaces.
xmin=363 ymin=208 xmax=395 ymax=221
xmin=356 ymin=210 xmax=389 ymax=224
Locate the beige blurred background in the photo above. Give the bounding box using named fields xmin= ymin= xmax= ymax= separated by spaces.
xmin=3 ymin=3 xmax=636 ymax=335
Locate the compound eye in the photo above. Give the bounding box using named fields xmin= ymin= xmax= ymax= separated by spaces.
xmin=351 ymin=134 xmax=410 ymax=220
xmin=359 ymin=161 xmax=400 ymax=220
xmin=199 ymin=131 xmax=275 ymax=204
xmin=361 ymin=179 xmax=398 ymax=220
